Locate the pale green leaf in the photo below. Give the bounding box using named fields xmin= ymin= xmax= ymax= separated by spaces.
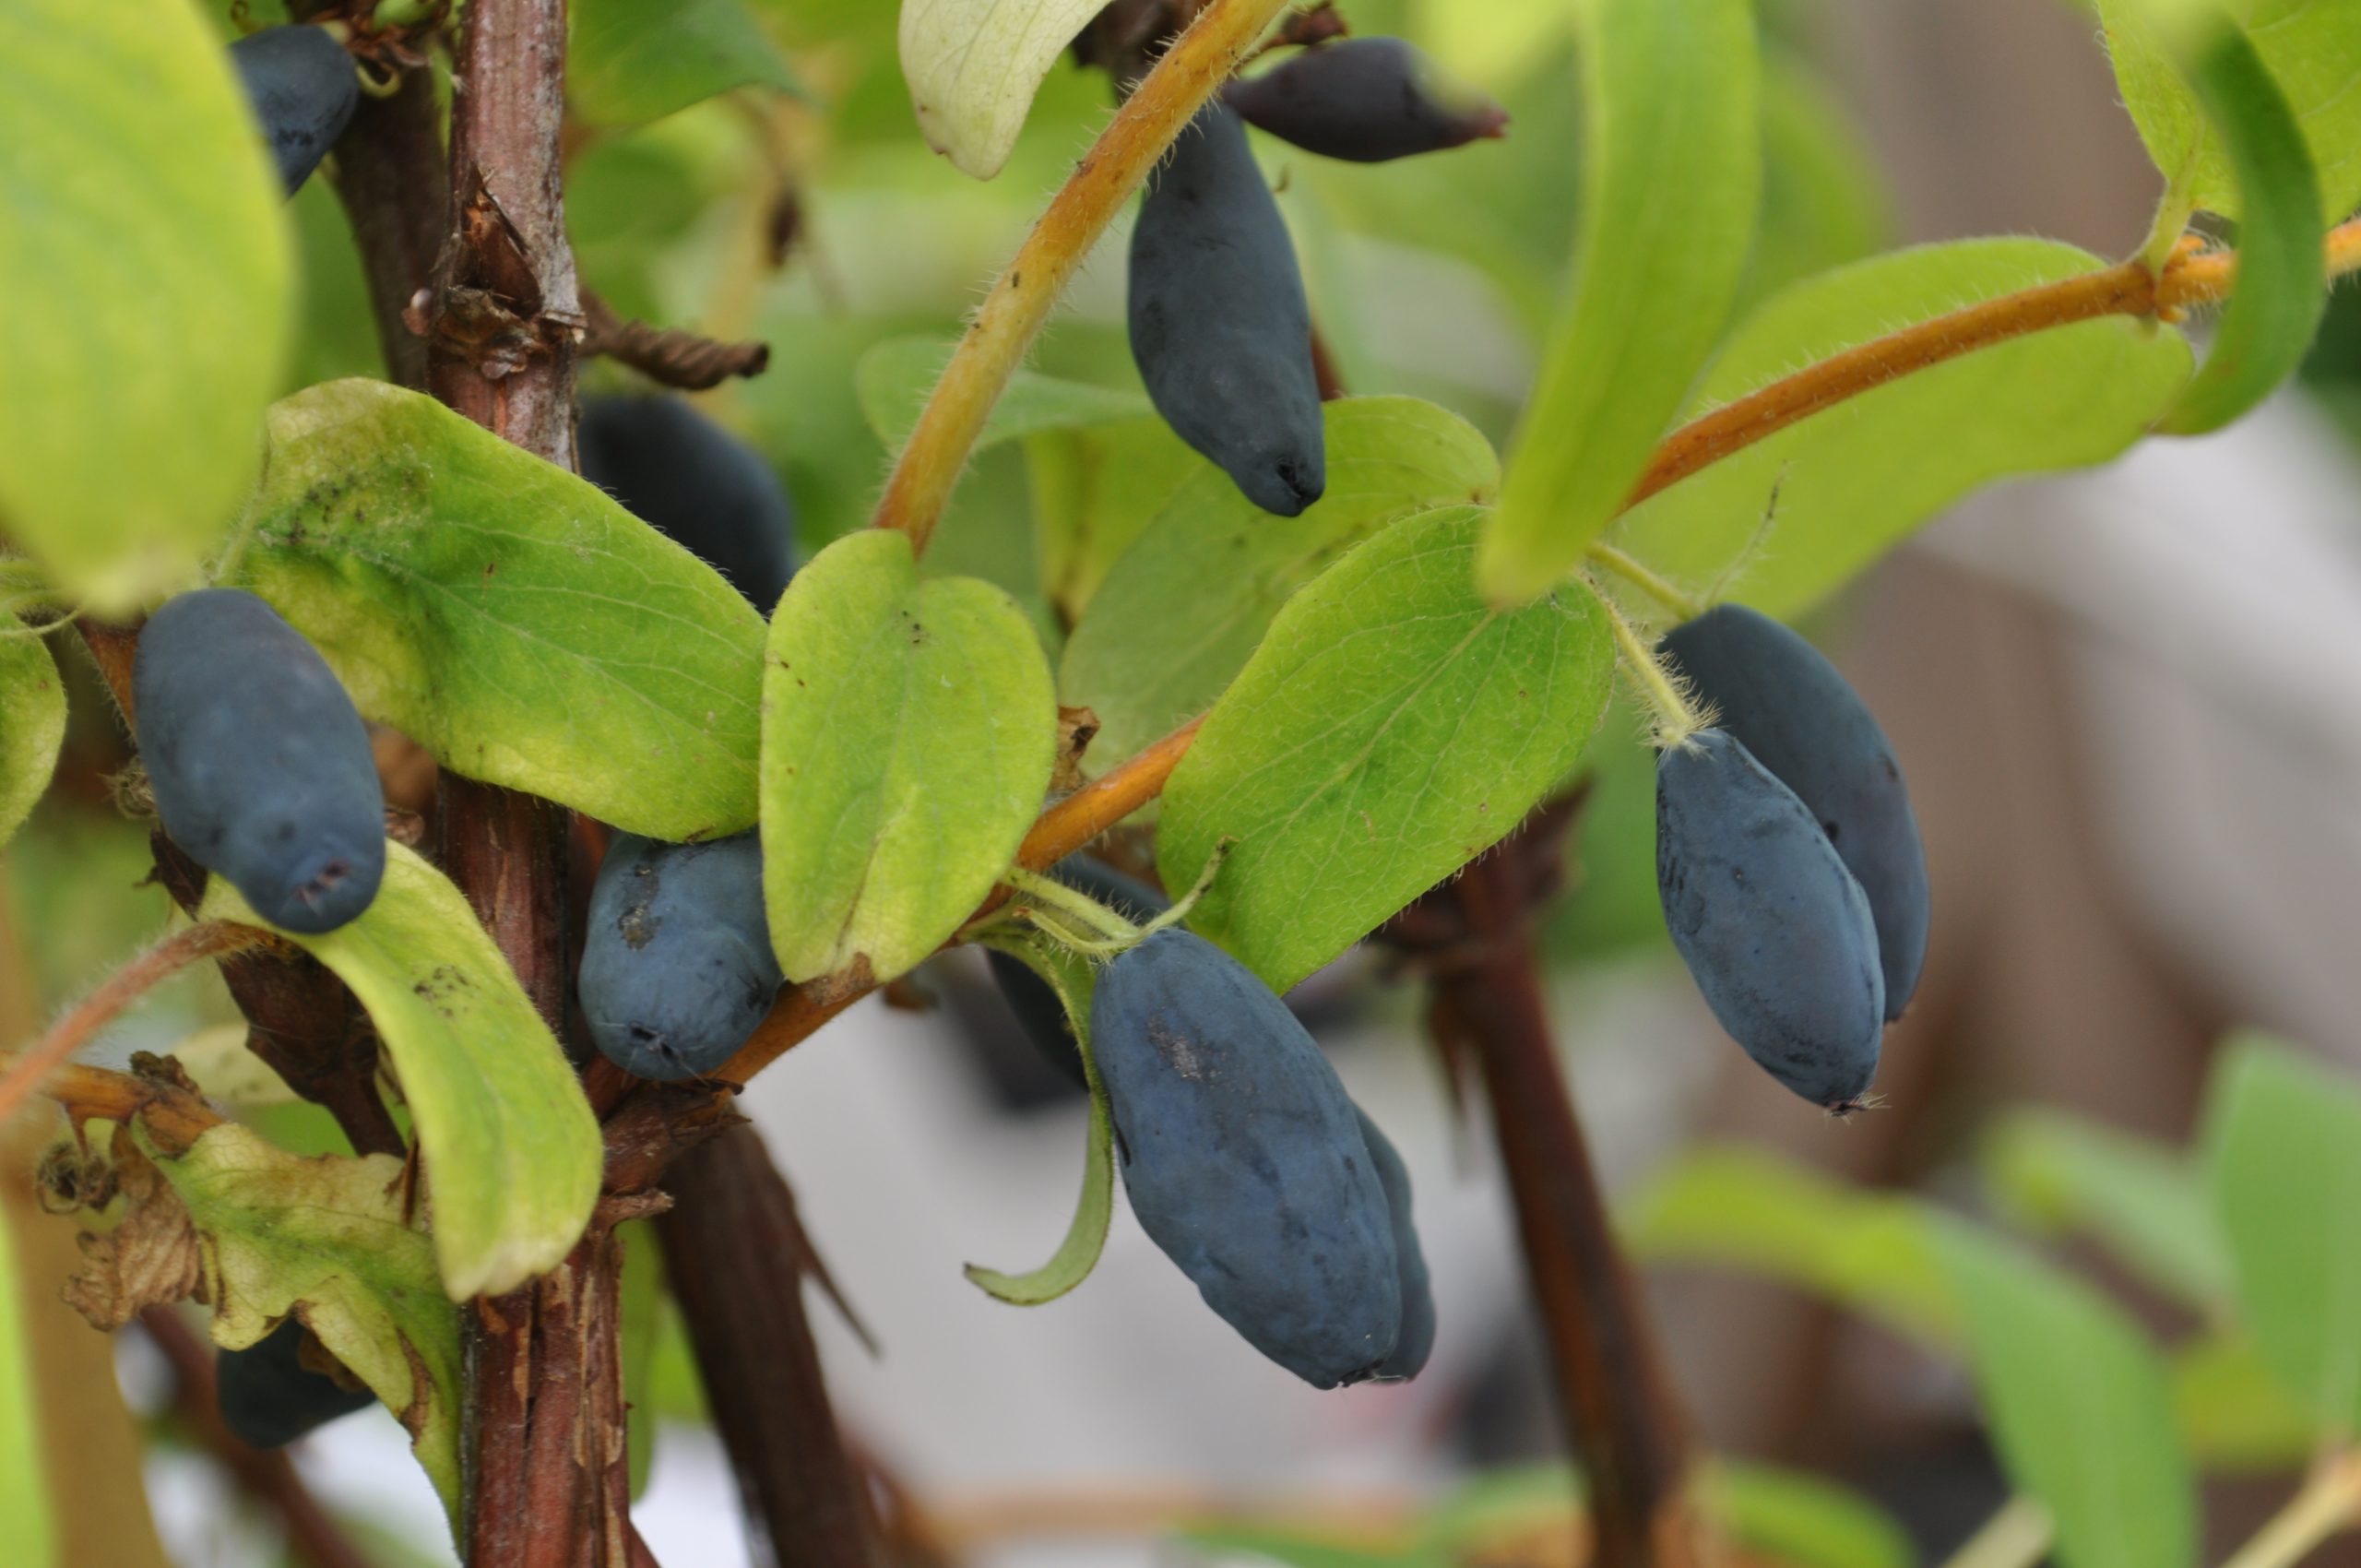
xmin=1024 ymin=418 xmax=1203 ymax=624
xmin=857 ymin=336 xmax=1152 ymax=455
xmin=0 ymin=0 xmax=291 ymax=612
xmin=2202 ymin=1034 xmax=2361 ymax=1439
xmin=963 ymin=930 xmax=1113 ymax=1303
xmin=1934 ymin=1222 xmax=2196 ymax=1568
xmin=2098 ymin=0 xmax=2361 ymax=222
xmin=1062 ymin=398 xmax=1501 ymax=780
xmin=761 ymin=530 xmax=1056 ymax=986
xmin=1479 ymin=0 xmax=1761 ymax=602
xmin=150 ymin=1123 xmax=464 ymax=1521
xmin=1983 ymin=1110 xmax=2233 ymax=1315
xmin=0 ymin=621 xmax=65 ymax=850
xmin=1174 ymin=1526 xmax=1430 ymax=1567
xmin=1604 ymin=240 xmax=2195 ymax=619
xmin=200 ymin=843 xmax=602 ymax=1301
xmin=897 ymin=0 xmax=1107 ymax=179
xmin=0 ymin=1207 xmax=53 ymax=1568
xmin=231 ymin=380 xmax=766 ymax=842
xmin=2159 ymin=23 xmax=2326 ymax=434
xmin=1619 ymin=1146 xmax=1955 ymax=1347
xmin=573 ymin=0 xmax=805 ymax=128
xmin=1157 ymin=505 xmax=1611 ymax=993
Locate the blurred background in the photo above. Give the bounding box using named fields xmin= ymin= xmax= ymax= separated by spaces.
xmin=12 ymin=0 xmax=2361 ymax=1562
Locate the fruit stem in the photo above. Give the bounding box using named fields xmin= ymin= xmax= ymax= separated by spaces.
xmin=1584 ymin=541 xmax=1703 ymax=621
xmin=1003 ymin=867 xmax=1145 ymax=946
xmin=870 ymin=0 xmax=1295 ymax=554
xmin=1138 ymin=837 xmax=1235 ymax=937
xmin=1592 ymin=584 xmax=1708 ymax=747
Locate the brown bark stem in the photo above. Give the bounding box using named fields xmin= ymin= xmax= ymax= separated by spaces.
xmin=1425 ymin=841 xmax=1696 ymax=1568
xmin=140 ymin=1307 xmax=378 ymax=1568
xmin=327 ymin=68 xmax=449 ymax=391
xmin=410 ymin=2 xmax=616 ymax=1563
xmin=654 ymin=1126 xmax=880 ymax=1568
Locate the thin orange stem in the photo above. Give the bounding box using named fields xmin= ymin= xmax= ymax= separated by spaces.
xmin=0 ymin=922 xmax=269 ymax=1131
xmin=870 ymin=0 xmax=1292 ymax=553
xmin=720 ymin=216 xmax=2361 ymax=1082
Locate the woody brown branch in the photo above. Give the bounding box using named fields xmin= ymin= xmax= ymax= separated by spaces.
xmin=581 ymin=291 xmax=771 ymax=390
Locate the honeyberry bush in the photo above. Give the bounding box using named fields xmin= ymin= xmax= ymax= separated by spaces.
xmin=4 ymin=0 xmax=2361 ymax=1565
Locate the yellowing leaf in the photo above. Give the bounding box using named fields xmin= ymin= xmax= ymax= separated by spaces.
xmin=897 ymin=0 xmax=1108 ymax=178
xmin=154 ymin=1124 xmax=465 ymax=1522
xmin=201 ymin=844 xmax=601 ymax=1301
xmin=0 ymin=622 xmax=65 ymax=850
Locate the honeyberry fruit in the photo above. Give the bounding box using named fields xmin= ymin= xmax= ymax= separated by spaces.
xmin=1358 ymin=1108 xmax=1435 ymax=1381
xmin=1129 ymin=104 xmax=1326 ymax=518
xmin=135 ymin=588 xmax=386 ymax=934
xmin=1092 ymin=928 xmax=1400 ymax=1387
xmin=1225 ymin=39 xmax=1510 ymax=164
xmin=579 ymin=832 xmax=782 ymax=1081
xmin=217 ymin=1322 xmax=376 ymax=1450
xmin=229 ymin=26 xmax=358 ymax=197
xmin=576 ymin=396 xmax=800 ymax=612
xmin=1655 ymin=730 xmax=1885 ymax=1108
xmin=1661 ymin=604 xmax=1928 ymax=1017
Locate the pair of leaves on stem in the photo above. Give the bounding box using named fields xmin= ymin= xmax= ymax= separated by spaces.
xmin=1484 ymin=0 xmax=2343 ymax=611
xmin=1629 ymin=1035 xmax=2361 ymax=1568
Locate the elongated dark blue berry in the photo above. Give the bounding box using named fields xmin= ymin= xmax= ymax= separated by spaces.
xmin=1092 ymin=928 xmax=1399 ymax=1386
xmin=1661 ymin=605 xmax=1928 ymax=1017
xmin=135 ymin=588 xmax=385 ymax=933
xmin=1656 ymin=730 xmax=1884 ymax=1107
xmin=1129 ymin=104 xmax=1325 ymax=517
xmin=577 ymin=396 xmax=800 ymax=612
xmin=579 ymin=832 xmax=782 ymax=1081
xmin=229 ymin=26 xmax=357 ymax=196
xmin=218 ymin=1322 xmax=376 ymax=1449
xmin=1357 ymin=1108 xmax=1434 ymax=1381
xmin=1225 ymin=39 xmax=1509 ymax=163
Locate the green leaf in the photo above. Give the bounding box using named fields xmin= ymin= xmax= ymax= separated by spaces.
xmin=2202 ymin=1034 xmax=2361 ymax=1439
xmin=1933 ymin=1222 xmax=2196 ymax=1568
xmin=1062 ymin=398 xmax=1502 ymax=781
xmin=1417 ymin=1464 xmax=1584 ymax=1557
xmin=1711 ymin=1464 xmax=1913 ymax=1568
xmin=200 ymin=843 xmax=603 ymax=1301
xmin=1478 ymin=0 xmax=1761 ymax=602
xmin=0 ymin=623 xmax=65 ymax=850
xmin=1619 ymin=1146 xmax=1955 ymax=1347
xmin=897 ymin=0 xmax=1108 ymax=179
xmin=1983 ymin=1110 xmax=2233 ymax=1316
xmin=0 ymin=0 xmax=291 ymax=612
xmin=572 ymin=0 xmax=804 ymax=128
xmin=150 ymin=1123 xmax=465 ymax=1521
xmin=2173 ymin=1332 xmax=2316 ymax=1470
xmin=2098 ymin=0 xmax=2361 ymax=222
xmin=761 ymin=530 xmax=1055 ymax=986
xmin=1024 ymin=418 xmax=1203 ymax=624
xmin=0 ymin=1207 xmax=53 ymax=1568
xmin=231 ymin=380 xmax=766 ymax=842
xmin=1157 ymin=505 xmax=1612 ymax=994
xmin=1604 ymin=240 xmax=2196 ymax=619
xmin=962 ymin=930 xmax=1114 ymax=1303
xmin=2159 ymin=24 xmax=2326 ymax=434
xmin=857 ymin=336 xmax=1153 ymax=456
